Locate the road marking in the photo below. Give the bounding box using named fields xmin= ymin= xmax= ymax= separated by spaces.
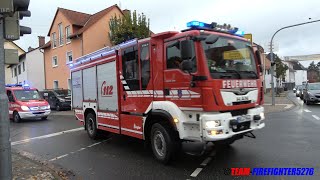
xmin=284 ymin=104 xmax=293 ymax=109
xmin=200 ymin=157 xmax=212 ymax=167
xmin=312 ymin=115 xmax=320 ymax=120
xmin=304 ymin=109 xmax=312 ymax=113
xmin=49 ymin=140 xmax=108 ymax=162
xmin=263 ymin=104 xmax=292 ymax=106
xmin=190 ymin=168 xmax=203 ymax=177
xmin=11 ymin=127 xmax=84 ymax=146
xmin=49 ymin=154 xmax=68 ymax=162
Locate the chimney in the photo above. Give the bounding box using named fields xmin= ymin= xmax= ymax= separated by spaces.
xmin=28 ymin=46 xmax=34 ymax=52
xmin=38 ymin=36 xmax=45 ymax=47
xmin=122 ymin=9 xmax=131 ymax=16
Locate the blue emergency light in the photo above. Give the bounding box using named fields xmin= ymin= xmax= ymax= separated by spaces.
xmin=186 ymin=20 xmax=245 ymax=37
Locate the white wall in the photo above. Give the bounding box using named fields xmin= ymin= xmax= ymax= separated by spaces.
xmin=8 ymin=57 xmax=28 ymax=84
xmin=26 ymin=49 xmax=45 ymax=90
xmin=295 ymin=70 xmax=307 ymax=86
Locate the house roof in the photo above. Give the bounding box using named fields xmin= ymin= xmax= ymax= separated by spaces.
xmin=47 ymin=8 xmax=91 ymax=36
xmin=70 ymin=5 xmax=122 ymax=38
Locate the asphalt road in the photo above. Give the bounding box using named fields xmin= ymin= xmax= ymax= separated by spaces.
xmin=10 ymin=94 xmax=320 ymax=179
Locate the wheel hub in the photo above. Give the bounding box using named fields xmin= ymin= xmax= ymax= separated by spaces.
xmin=154 ymin=131 xmax=166 ymax=157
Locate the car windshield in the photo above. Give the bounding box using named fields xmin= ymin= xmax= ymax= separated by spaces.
xmin=14 ymin=90 xmax=41 ymax=101
xmin=202 ymin=35 xmax=257 ymax=79
xmin=54 ymin=90 xmax=70 ymax=97
xmin=308 ymin=84 xmax=320 ymax=90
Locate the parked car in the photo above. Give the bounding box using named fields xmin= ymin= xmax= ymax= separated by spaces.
xmin=40 ymin=89 xmax=71 ymax=111
xmin=295 ymin=85 xmax=303 ymax=97
xmin=293 ymin=86 xmax=298 ymax=93
xmin=299 ymin=85 xmax=306 ymax=100
xmin=303 ymin=83 xmax=320 ymax=105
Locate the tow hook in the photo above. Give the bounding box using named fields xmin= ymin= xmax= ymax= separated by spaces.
xmin=244 ymin=132 xmax=256 ymax=139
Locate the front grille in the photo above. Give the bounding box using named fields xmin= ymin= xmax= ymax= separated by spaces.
xmin=231 ymin=121 xmax=251 ymax=132
xmin=315 ymin=95 xmax=320 ymax=98
xmin=232 ymin=100 xmax=251 ymax=105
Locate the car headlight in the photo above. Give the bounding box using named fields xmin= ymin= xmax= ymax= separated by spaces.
xmin=58 ymin=98 xmax=65 ymax=102
xmin=21 ymin=106 xmax=30 ymax=111
xmin=260 ymin=112 xmax=265 ymax=120
xmin=46 ymin=105 xmax=51 ymax=109
xmin=205 ymin=120 xmax=221 ymax=128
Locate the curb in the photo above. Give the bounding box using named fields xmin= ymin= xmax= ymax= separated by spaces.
xmin=12 ymin=148 xmax=80 ymax=180
xmin=263 ymin=92 xmax=297 ymax=114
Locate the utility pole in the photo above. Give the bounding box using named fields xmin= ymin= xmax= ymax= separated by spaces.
xmin=269 ymin=19 xmax=320 ymax=106
xmin=0 ymin=15 xmax=12 ymax=180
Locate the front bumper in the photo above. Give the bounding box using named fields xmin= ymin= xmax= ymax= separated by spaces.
xmin=59 ymin=101 xmax=71 ymax=109
xmin=19 ymin=110 xmax=51 ymax=119
xmin=307 ymin=96 xmax=320 ymax=102
xmin=179 ymin=106 xmax=265 ymax=142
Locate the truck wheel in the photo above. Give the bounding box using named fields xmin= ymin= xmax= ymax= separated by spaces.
xmin=13 ymin=112 xmax=21 ymax=123
xmin=56 ymin=104 xmax=61 ymax=111
xmin=150 ymin=123 xmax=179 ymax=164
xmin=85 ymin=112 xmax=99 ymax=140
xmin=214 ymin=139 xmax=236 ymax=147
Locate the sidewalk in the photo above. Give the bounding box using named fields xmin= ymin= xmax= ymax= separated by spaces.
xmin=12 ymin=151 xmax=74 ymax=180
xmin=263 ymin=91 xmax=295 ymax=114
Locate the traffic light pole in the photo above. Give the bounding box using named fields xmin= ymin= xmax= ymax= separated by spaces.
xmin=0 ymin=16 xmax=12 ymax=179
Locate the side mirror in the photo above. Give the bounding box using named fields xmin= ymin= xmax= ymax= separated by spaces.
xmin=181 ymin=60 xmax=193 ymax=72
xmin=255 ymin=51 xmax=263 ymax=73
xmin=180 ymin=40 xmax=193 ymax=60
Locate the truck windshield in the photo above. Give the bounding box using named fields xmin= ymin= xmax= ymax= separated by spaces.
xmin=14 ymin=90 xmax=41 ymax=101
xmin=54 ymin=90 xmax=70 ymax=97
xmin=202 ymin=35 xmax=257 ymax=79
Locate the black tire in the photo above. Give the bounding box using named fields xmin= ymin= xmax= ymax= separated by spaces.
xmin=41 ymin=116 xmax=48 ymax=120
xmin=56 ymin=104 xmax=61 ymax=111
xmin=13 ymin=111 xmax=21 ymax=123
xmin=85 ymin=112 xmax=99 ymax=140
xmin=300 ymin=96 xmax=303 ymax=100
xmin=150 ymin=123 xmax=180 ymax=164
xmin=306 ymin=100 xmax=311 ymax=105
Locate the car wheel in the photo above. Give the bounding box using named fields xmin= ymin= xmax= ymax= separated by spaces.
xmin=13 ymin=111 xmax=21 ymax=123
xmin=41 ymin=116 xmax=48 ymax=120
xmin=56 ymin=104 xmax=61 ymax=111
xmin=306 ymin=100 xmax=311 ymax=105
xmin=150 ymin=123 xmax=180 ymax=164
xmin=85 ymin=112 xmax=100 ymax=140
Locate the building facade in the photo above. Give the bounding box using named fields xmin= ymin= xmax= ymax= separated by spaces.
xmin=42 ymin=5 xmax=123 ymax=89
xmin=8 ymin=37 xmax=46 ymax=90
xmin=4 ymin=42 xmax=25 ymax=84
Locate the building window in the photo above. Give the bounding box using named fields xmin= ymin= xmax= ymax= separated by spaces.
xmin=14 ymin=67 xmax=17 ymax=77
xmin=22 ymin=62 xmax=25 ymax=72
xmin=58 ymin=23 xmax=64 ymax=46
xmin=53 ymin=80 xmax=59 ymax=89
xmin=52 ymin=32 xmax=57 ymax=48
xmin=52 ymin=56 xmax=58 ymax=67
xmin=18 ymin=65 xmax=21 ymax=75
xmin=65 ymin=26 xmax=71 ymax=44
xmin=11 ymin=68 xmax=14 ymax=77
xmin=66 ymin=51 xmax=73 ymax=64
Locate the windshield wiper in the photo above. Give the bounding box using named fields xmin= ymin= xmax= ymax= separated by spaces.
xmin=240 ymin=70 xmax=258 ymax=78
xmin=226 ymin=70 xmax=242 ymax=79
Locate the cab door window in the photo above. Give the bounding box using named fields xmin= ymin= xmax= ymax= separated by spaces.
xmin=140 ymin=43 xmax=150 ymax=90
xmin=7 ymin=90 xmax=15 ymax=102
xmin=166 ymin=40 xmax=197 ymax=72
xmin=122 ymin=45 xmax=140 ymax=90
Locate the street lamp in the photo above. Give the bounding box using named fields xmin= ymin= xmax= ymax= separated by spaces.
xmin=269 ymin=19 xmax=320 ymax=106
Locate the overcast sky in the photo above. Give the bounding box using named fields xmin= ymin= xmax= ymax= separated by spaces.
xmin=15 ymin=0 xmax=320 ymax=67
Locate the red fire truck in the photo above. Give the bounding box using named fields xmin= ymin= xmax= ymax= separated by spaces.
xmin=6 ymin=84 xmax=51 ymax=123
xmin=70 ymin=21 xmax=265 ymax=163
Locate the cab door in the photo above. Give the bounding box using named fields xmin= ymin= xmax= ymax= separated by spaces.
xmin=163 ymin=38 xmax=202 ymax=109
xmin=7 ymin=90 xmax=15 ymax=118
xmin=119 ymin=41 xmax=153 ymax=138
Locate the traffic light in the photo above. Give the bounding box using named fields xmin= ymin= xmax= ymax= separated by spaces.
xmin=1 ymin=0 xmax=31 ymax=41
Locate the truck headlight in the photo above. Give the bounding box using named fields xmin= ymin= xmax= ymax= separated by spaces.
xmin=205 ymin=120 xmax=221 ymax=128
xmin=21 ymin=106 xmax=30 ymax=111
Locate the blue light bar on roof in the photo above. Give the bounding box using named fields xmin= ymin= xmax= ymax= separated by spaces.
xmin=187 ymin=21 xmax=206 ymax=28
xmin=235 ymin=30 xmax=245 ymax=37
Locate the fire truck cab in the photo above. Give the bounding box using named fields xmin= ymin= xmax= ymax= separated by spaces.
xmin=71 ymin=21 xmax=265 ymax=163
xmin=6 ymin=84 xmax=51 ymax=123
